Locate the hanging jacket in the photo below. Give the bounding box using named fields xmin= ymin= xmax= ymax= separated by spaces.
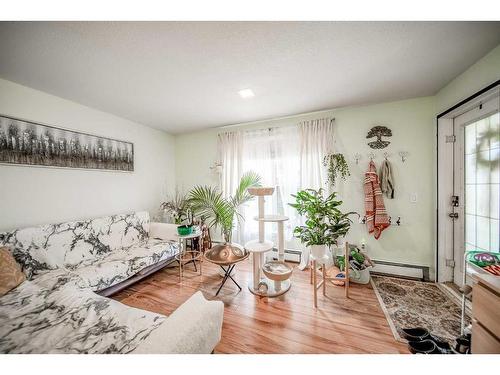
xmin=364 ymin=160 xmax=390 ymax=239
xmin=379 ymin=159 xmax=395 ymax=199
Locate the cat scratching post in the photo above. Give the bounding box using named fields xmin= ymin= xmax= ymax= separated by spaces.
xmin=245 ymin=187 xmax=292 ymax=297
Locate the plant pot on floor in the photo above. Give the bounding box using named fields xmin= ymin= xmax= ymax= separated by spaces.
xmin=349 ymin=268 xmax=371 ymax=284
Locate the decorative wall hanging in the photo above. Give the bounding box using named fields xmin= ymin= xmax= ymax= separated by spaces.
xmin=0 ymin=114 xmax=134 ymax=171
xmin=366 ymin=125 xmax=392 ymax=149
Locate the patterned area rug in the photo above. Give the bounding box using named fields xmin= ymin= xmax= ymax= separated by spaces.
xmin=371 ymin=275 xmax=470 ymax=344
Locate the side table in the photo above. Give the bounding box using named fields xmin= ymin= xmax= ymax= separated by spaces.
xmin=175 ymin=229 xmax=203 ymax=280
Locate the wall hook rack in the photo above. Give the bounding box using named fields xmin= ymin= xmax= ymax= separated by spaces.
xmin=361 ymin=215 xmax=401 ymax=226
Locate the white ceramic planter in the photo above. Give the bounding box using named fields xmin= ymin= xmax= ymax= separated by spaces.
xmin=311 ymin=244 xmax=328 ymax=259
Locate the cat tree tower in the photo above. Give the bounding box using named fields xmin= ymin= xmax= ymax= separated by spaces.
xmin=245 ymin=187 xmax=293 ymax=297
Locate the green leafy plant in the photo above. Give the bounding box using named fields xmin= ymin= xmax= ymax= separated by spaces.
xmin=336 ymin=246 xmax=365 ymax=271
xmin=188 ymin=171 xmax=261 ymax=243
xmin=323 ymin=153 xmax=350 ymax=187
xmin=160 ymin=190 xmax=191 ymax=224
xmin=289 ymin=188 xmax=356 ymax=247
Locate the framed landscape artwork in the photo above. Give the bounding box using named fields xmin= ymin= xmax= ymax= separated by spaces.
xmin=0 ymin=114 xmax=134 ymax=171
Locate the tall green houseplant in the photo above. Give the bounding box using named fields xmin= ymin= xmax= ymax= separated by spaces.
xmin=289 ymin=188 xmax=356 ymax=251
xmin=188 ymin=171 xmax=261 ymax=244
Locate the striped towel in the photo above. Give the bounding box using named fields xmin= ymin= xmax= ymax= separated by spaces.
xmin=364 ymin=160 xmax=390 ymax=239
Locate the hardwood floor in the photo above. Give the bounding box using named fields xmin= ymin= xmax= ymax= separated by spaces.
xmin=112 ymin=259 xmax=409 ymax=354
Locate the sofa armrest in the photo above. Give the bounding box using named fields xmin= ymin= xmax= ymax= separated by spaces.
xmin=131 ymin=291 xmax=224 ymax=354
xmin=150 ymin=222 xmax=179 ymax=241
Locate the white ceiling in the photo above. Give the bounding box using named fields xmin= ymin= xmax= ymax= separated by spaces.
xmin=0 ymin=22 xmax=499 ymax=134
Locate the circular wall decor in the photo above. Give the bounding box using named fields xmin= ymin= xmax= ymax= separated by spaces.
xmin=366 ymin=125 xmax=392 ymax=149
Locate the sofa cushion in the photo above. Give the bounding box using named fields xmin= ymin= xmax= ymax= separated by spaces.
xmin=0 ymin=247 xmax=26 ymax=297
xmin=71 ymin=239 xmax=178 ymax=291
xmin=0 ymin=211 xmax=150 ymax=279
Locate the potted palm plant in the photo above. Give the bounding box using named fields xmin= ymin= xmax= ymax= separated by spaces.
xmin=289 ymin=188 xmax=356 ymax=260
xmin=188 ymin=171 xmax=261 ymax=256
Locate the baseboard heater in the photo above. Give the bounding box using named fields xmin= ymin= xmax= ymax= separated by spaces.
xmin=370 ymin=260 xmax=430 ymax=281
xmin=268 ymin=248 xmax=301 ymax=263
xmin=257 ymin=250 xmax=431 ymax=282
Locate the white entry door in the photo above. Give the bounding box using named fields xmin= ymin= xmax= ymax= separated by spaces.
xmin=437 ymin=86 xmax=499 ymax=285
xmin=453 ymin=100 xmax=499 ymax=284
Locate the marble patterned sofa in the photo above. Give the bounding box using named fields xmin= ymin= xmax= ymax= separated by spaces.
xmin=0 ymin=211 xmax=224 ymax=354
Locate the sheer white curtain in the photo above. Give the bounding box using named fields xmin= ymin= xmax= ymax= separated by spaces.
xmin=218 ymin=131 xmax=243 ymax=199
xmin=297 ymin=118 xmax=335 ymax=268
xmin=299 ymin=118 xmax=335 ymax=190
xmin=217 ymin=118 xmax=334 ymax=266
xmin=218 ymin=127 xmax=300 ymax=245
xmin=238 ymin=127 xmax=300 ymax=245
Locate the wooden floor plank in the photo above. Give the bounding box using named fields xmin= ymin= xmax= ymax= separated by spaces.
xmin=112 ymin=259 xmax=409 ymax=354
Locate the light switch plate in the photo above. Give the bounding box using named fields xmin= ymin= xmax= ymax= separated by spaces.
xmin=410 ymin=193 xmax=418 ymax=203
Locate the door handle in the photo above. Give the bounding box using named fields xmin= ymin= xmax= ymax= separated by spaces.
xmin=448 ymin=212 xmax=459 ymax=219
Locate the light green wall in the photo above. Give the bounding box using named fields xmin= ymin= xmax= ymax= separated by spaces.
xmin=175 ymin=97 xmax=437 ymax=273
xmin=436 ymin=44 xmax=500 ymax=113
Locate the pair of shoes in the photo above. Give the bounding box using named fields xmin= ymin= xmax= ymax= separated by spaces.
xmin=402 ymin=328 xmax=453 ymax=354
xmin=407 ymin=339 xmax=454 ymax=354
xmin=454 ymin=334 xmax=471 ymax=354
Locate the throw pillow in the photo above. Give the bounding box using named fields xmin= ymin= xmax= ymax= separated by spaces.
xmin=0 ymin=247 xmax=26 ymax=297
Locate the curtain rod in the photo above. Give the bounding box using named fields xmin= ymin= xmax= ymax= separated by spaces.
xmin=218 ymin=117 xmax=335 ymax=135
xmin=219 ymin=109 xmax=336 ymax=130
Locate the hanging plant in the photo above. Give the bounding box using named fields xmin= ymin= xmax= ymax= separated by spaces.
xmin=323 ymin=153 xmax=350 ymax=187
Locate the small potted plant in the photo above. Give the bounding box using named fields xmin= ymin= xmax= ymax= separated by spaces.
xmin=335 ymin=244 xmax=374 ymax=284
xmin=289 ymin=188 xmax=356 ymax=261
xmin=322 ymin=153 xmax=350 ymax=187
xmin=160 ymin=191 xmax=193 ymax=235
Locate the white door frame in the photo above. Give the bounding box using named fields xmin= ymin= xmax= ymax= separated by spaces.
xmin=437 ymin=117 xmax=454 ymax=282
xmin=437 ymin=84 xmax=500 ymax=283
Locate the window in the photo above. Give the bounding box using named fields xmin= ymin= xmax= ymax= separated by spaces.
xmin=218 ymin=118 xmax=334 ymax=255
xmin=238 ymin=126 xmax=300 ymax=246
xmin=464 ymin=111 xmax=500 ymax=253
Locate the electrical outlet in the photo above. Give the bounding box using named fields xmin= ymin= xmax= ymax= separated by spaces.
xmin=410 ymin=193 xmax=418 ymax=203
